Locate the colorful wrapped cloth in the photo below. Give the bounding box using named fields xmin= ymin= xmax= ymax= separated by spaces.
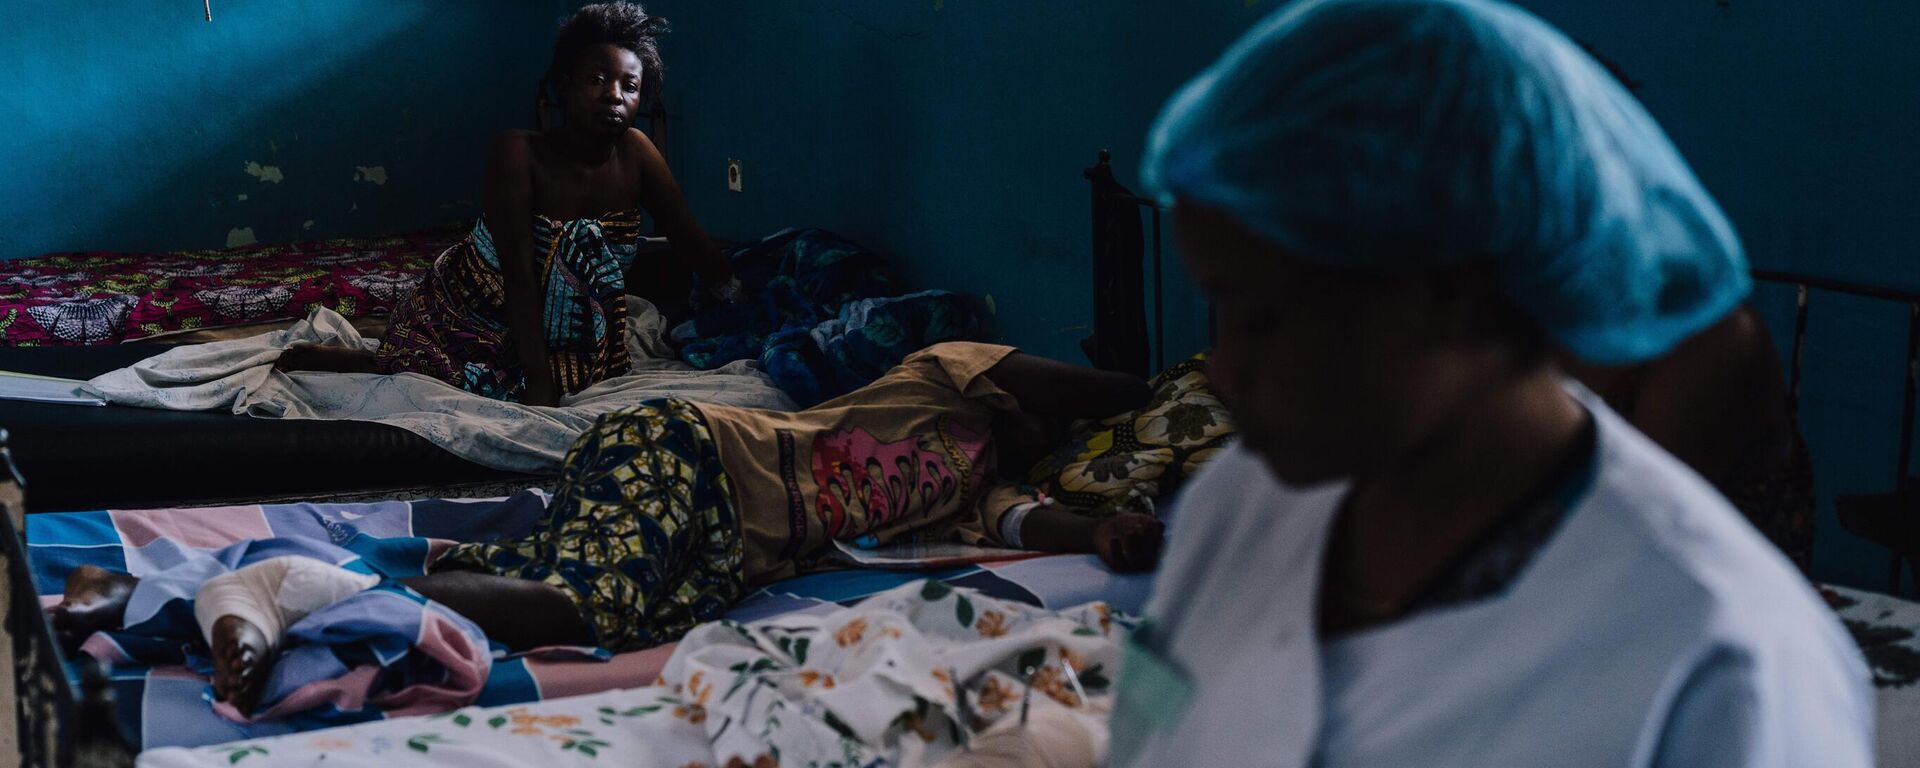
xmin=0 ymin=229 xmax=455 ymax=346
xmin=676 ymin=229 xmax=981 ymax=407
xmin=435 ymin=399 xmax=746 ymax=651
xmin=75 ymin=536 xmax=492 ymax=733
xmin=376 ymin=212 xmax=642 ymax=401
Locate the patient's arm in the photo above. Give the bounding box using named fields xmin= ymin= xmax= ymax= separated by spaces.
xmin=1015 ymin=505 xmax=1164 ymax=573
xmin=984 ymin=352 xmax=1150 ymax=420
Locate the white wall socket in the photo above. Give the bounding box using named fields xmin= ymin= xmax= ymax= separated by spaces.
xmin=727 ymin=158 xmax=743 ymax=193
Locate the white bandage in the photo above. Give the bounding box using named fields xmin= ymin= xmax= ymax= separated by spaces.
xmin=193 ymin=557 xmax=379 ymax=653
xmin=999 ymin=498 xmax=1057 ymax=550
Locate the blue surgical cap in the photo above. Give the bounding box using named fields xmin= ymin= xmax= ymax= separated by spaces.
xmin=1143 ymin=0 xmax=1748 ymax=364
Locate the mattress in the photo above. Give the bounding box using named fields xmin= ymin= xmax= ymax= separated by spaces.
xmin=0 ymin=344 xmax=536 ymax=512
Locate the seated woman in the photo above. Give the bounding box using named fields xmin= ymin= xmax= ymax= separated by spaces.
xmin=1565 ymin=305 xmax=1817 ymax=570
xmin=279 ymin=2 xmax=737 ymax=406
xmin=52 ymin=342 xmax=1161 ymax=716
xmin=1109 ymin=0 xmax=1871 ymax=765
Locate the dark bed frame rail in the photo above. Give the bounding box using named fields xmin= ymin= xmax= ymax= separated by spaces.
xmin=4 ymin=447 xmax=83 ymax=768
xmin=1755 ymin=269 xmax=1920 ymax=595
xmin=1086 ymin=150 xmax=1917 ymax=596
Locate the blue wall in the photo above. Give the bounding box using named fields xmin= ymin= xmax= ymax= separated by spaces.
xmin=644 ymin=0 xmax=1920 ymax=591
xmin=642 ymin=0 xmax=1251 ymax=366
xmin=0 ymin=0 xmax=570 ymax=260
xmin=4 ymin=0 xmax=1915 ymax=589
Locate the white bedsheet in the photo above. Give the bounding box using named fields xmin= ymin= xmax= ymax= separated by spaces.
xmin=85 ymin=300 xmax=796 ymax=474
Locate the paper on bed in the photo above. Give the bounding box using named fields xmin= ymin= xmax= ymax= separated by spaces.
xmin=0 ymin=370 xmax=106 ymax=406
xmin=84 ymin=302 xmax=796 ymax=473
xmin=830 ymin=538 xmax=1045 ymax=569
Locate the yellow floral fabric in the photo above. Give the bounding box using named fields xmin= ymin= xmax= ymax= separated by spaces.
xmin=1025 ymin=353 xmax=1236 ymax=514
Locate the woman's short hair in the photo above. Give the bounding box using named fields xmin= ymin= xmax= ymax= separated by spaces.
xmin=548 ymin=2 xmax=670 ymax=102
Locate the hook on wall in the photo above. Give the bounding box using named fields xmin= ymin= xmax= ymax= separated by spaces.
xmin=204 ymin=0 xmax=212 ymax=22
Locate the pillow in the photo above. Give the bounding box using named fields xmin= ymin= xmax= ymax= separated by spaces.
xmin=1024 ymin=353 xmax=1236 ymax=515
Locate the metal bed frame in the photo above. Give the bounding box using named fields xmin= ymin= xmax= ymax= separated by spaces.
xmin=1085 ymin=149 xmax=1916 ymax=596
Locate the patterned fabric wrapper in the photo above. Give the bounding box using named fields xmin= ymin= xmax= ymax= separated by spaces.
xmin=377 ymin=213 xmax=640 ymax=401
xmin=433 ymin=399 xmax=744 ymax=651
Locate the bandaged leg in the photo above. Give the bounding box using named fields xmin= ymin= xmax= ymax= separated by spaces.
xmin=193 ymin=557 xmax=378 ymax=715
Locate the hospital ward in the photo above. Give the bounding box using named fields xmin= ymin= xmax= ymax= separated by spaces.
xmin=3 ymin=0 xmax=1916 ymax=765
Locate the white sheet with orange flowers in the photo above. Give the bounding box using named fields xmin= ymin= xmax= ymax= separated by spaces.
xmin=139 ymin=580 xmax=1131 ymax=768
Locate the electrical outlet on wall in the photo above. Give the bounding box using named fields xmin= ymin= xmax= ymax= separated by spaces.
xmin=727 ymin=158 xmax=743 ymax=193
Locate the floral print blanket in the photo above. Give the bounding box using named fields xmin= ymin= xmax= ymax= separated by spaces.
xmin=1824 ymin=584 xmax=1920 ymax=767
xmin=138 ymin=580 xmax=1127 ymax=768
xmin=0 ymin=230 xmax=459 ymax=346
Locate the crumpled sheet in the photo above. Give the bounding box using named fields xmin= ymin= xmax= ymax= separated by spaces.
xmin=86 ymin=298 xmax=796 ymax=474
xmin=676 ymin=228 xmax=981 ymax=408
xmin=139 ymin=580 xmax=1126 ymax=768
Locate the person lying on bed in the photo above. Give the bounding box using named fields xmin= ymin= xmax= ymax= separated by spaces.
xmin=53 ymin=342 xmax=1160 ymax=716
xmin=1107 ymin=0 xmax=1873 ymax=765
xmin=278 ymin=2 xmax=736 ymax=407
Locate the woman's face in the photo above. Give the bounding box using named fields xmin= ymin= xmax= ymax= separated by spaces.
xmin=1175 ymin=205 xmax=1488 ymax=486
xmin=560 ymin=43 xmax=645 ymax=140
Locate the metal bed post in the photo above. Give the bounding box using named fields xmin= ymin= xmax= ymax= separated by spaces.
xmin=1789 ymin=284 xmax=1810 ymax=418
xmin=1897 ymin=303 xmax=1920 ymax=592
xmin=1151 ymin=207 xmax=1165 ymax=373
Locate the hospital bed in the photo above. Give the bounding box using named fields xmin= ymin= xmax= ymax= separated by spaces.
xmin=8 ymin=151 xmax=1918 ymax=767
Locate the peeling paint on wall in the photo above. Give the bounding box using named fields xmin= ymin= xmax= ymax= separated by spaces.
xmin=226 ymin=227 xmax=257 ymax=247
xmin=984 ymin=294 xmax=997 ymax=315
xmin=235 ymin=194 xmax=248 ymax=201
xmin=302 ymin=220 xmax=315 ymax=230
xmin=354 ymin=166 xmax=389 ymax=185
xmin=244 ymin=161 xmax=285 ymax=184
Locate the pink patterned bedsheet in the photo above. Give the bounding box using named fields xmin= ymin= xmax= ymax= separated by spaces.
xmin=0 ymin=228 xmax=463 ymax=346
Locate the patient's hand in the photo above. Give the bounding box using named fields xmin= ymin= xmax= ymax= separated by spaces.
xmin=1094 ymin=514 xmax=1164 ymax=573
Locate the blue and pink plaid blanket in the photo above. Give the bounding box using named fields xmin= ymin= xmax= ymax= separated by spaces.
xmin=25 ymin=491 xmax=1150 ymax=750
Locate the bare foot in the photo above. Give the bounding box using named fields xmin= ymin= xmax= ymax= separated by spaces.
xmin=48 ymin=565 xmax=138 ymax=652
xmin=275 ymin=343 xmax=381 ymax=373
xmin=210 ymin=614 xmax=274 ymax=717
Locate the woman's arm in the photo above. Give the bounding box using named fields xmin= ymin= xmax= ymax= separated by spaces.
xmin=1017 ymin=505 xmax=1164 ymax=572
xmin=630 ymin=130 xmax=734 ymax=287
xmin=984 ymin=352 xmax=1152 ymax=420
xmin=485 ymin=133 xmax=560 ymax=406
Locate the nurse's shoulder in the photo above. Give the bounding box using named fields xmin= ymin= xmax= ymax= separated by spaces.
xmin=1583 ymin=407 xmax=1873 ymax=764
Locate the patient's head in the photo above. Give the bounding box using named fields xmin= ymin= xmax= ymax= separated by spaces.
xmin=547 ymin=2 xmax=669 ymax=138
